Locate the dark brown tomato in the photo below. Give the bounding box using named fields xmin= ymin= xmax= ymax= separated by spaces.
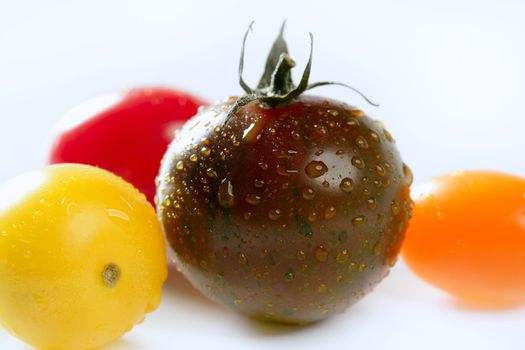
xmin=157 ymin=95 xmax=412 ymax=323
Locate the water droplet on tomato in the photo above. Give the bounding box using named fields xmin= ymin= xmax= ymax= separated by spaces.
xmin=391 ymin=200 xmax=400 ymax=215
xmin=201 ymin=147 xmax=211 ymax=157
xmin=324 ymin=206 xmax=336 ymax=220
xmin=340 ymin=178 xmax=353 ymax=193
xmin=268 ymin=208 xmax=282 ymax=220
xmin=284 ymin=271 xmax=295 ymax=281
xmin=351 ymin=156 xmax=365 ymax=169
xmin=245 ymin=194 xmax=261 ymax=206
xmin=296 ymin=250 xmax=306 ymax=260
xmin=403 ymin=163 xmax=413 ymax=185
xmin=352 ymin=215 xmax=366 ymax=226
xmin=302 ymin=187 xmax=315 ymax=200
xmin=336 ymin=250 xmax=349 ymax=264
xmin=305 ymin=161 xmax=328 ymax=178
xmin=218 ymin=179 xmax=234 ymax=208
xmin=314 ymin=246 xmax=328 ymax=262
xmin=355 ymin=136 xmax=369 ymax=149
xmin=206 ymin=168 xmax=217 ymax=178
xmin=376 ymin=164 xmax=386 ymax=177
xmin=237 ymin=252 xmax=247 ymax=265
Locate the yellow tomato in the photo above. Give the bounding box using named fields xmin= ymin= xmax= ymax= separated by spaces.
xmin=0 ymin=164 xmax=167 ymax=349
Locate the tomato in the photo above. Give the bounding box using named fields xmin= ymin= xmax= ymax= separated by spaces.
xmin=49 ymin=87 xmax=208 ymax=204
xmin=402 ymin=171 xmax=525 ymax=306
xmin=156 ymin=25 xmax=412 ymax=323
xmin=0 ymin=164 xmax=167 ymax=349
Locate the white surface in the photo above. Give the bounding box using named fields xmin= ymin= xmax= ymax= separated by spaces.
xmin=1 ymin=0 xmax=524 ymax=349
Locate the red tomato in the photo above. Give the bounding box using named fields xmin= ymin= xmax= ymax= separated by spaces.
xmin=49 ymin=87 xmax=207 ymax=204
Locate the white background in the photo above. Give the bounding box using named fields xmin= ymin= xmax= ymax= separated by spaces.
xmin=1 ymin=0 xmax=524 ymax=349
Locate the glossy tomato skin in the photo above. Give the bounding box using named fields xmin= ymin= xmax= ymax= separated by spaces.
xmin=49 ymin=87 xmax=208 ymax=204
xmin=0 ymin=164 xmax=167 ymax=350
xmin=157 ymin=95 xmax=412 ymax=323
xmin=402 ymin=171 xmax=525 ymax=306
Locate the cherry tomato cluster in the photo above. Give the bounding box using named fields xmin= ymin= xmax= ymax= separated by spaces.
xmin=1 ymin=23 xmax=524 ymax=350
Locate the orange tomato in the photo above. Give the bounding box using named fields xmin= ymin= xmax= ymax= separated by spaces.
xmin=402 ymin=171 xmax=525 ymax=306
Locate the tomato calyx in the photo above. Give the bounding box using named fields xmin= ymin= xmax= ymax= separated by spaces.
xmin=225 ymin=21 xmax=379 ymax=123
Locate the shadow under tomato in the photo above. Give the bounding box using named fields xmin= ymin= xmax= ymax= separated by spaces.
xmin=451 ymin=297 xmax=525 ymax=313
xmin=104 ymin=338 xmax=147 ymax=350
xmin=242 ymin=317 xmax=323 ymax=337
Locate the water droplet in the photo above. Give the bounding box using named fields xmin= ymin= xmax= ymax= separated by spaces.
xmin=189 ymin=154 xmax=199 ymax=162
xmin=243 ymin=212 xmax=252 ymax=220
xmin=336 ymin=250 xmax=349 ymax=264
xmin=242 ymin=122 xmax=262 ymax=141
xmin=403 ymin=163 xmax=413 ymax=185
xmin=314 ymin=124 xmax=327 ymax=136
xmin=369 ymin=130 xmax=381 ymax=143
xmin=234 ymin=299 xmax=242 ymax=305
xmin=376 ymin=164 xmax=386 ymax=177
xmin=258 ymin=162 xmax=268 ymax=171
xmin=176 ymin=161 xmax=184 ymax=170
xmin=314 ymin=246 xmax=328 ymax=262
xmin=318 ymin=284 xmax=327 ymax=293
xmin=322 ymin=180 xmax=330 ymax=188
xmin=284 ymin=271 xmax=295 ymax=281
xmin=315 ymin=149 xmax=324 ymax=156
xmin=348 ymin=262 xmax=357 ymax=271
xmin=245 ymin=194 xmax=261 ymax=206
xmin=308 ymin=211 xmax=318 ymax=222
xmin=355 ymin=136 xmax=369 ymax=149
xmin=206 ymin=168 xmax=217 ymax=178
xmin=305 ymin=161 xmax=328 ymax=178
xmin=336 ymin=149 xmax=345 ymax=155
xmin=339 ymin=178 xmax=353 ymax=193
xmin=218 ymin=179 xmax=234 ymax=208
xmin=201 ymin=147 xmax=211 ymax=157
xmin=384 ymin=162 xmax=394 ymax=173
xmin=214 ymin=126 xmax=221 ymax=133
xmin=324 ymin=206 xmax=336 ymax=220
xmin=254 ymin=179 xmax=265 ymax=188
xmin=296 ymin=250 xmax=306 ymax=260
xmin=268 ymin=208 xmax=282 ymax=220
xmin=383 ymin=128 xmax=394 ymax=142
xmin=373 ymin=242 xmax=382 ymax=256
xmin=366 ymin=198 xmax=377 ymax=210
xmin=237 ymin=252 xmax=247 ymax=265
xmin=391 ymin=200 xmax=400 ymax=215
xmin=352 ymin=215 xmax=366 ymax=226
xmin=351 ymin=156 xmax=365 ymax=169
xmin=291 ymin=130 xmax=301 ymax=140
xmin=276 ymin=165 xmax=290 ymax=177
xmin=358 ymin=263 xmax=366 ymax=272
xmin=346 ymin=118 xmax=359 ymax=126
xmin=302 ymin=187 xmax=315 ymax=200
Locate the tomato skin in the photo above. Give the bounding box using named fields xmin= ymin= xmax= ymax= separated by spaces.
xmin=157 ymin=95 xmax=412 ymax=323
xmin=49 ymin=87 xmax=208 ymax=204
xmin=0 ymin=164 xmax=167 ymax=349
xmin=402 ymin=171 xmax=525 ymax=305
